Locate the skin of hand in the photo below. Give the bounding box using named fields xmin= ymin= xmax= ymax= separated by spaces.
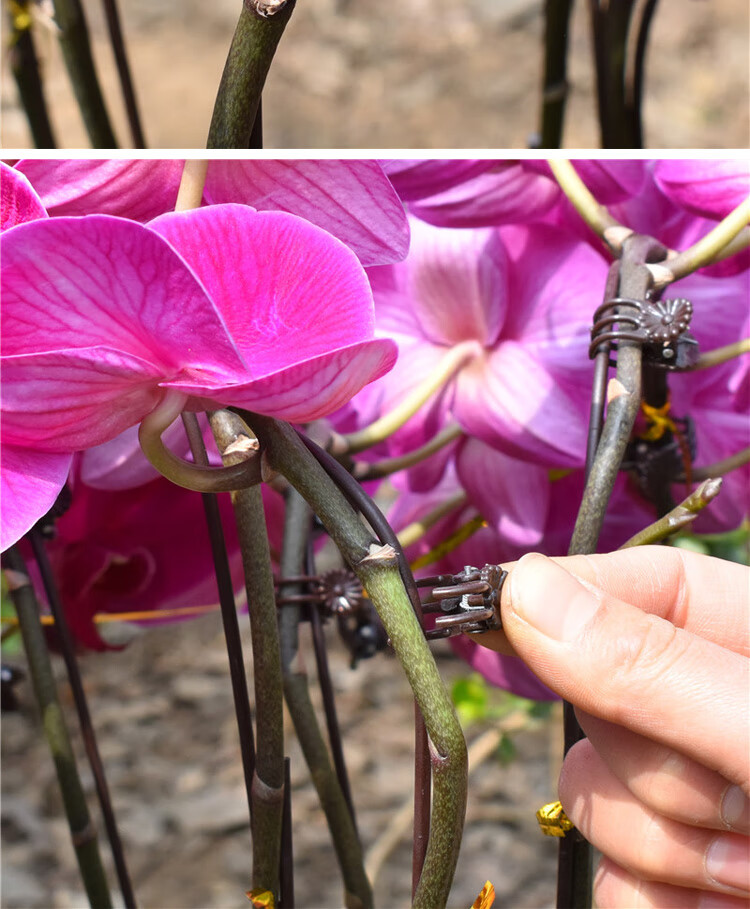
xmin=475 ymin=546 xmax=750 ymax=908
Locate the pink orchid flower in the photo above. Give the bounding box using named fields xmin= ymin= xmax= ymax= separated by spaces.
xmin=391 ymin=159 xmax=646 ymax=228
xmin=653 ymin=159 xmax=750 ymax=220
xmin=348 ymin=215 xmax=608 ymax=468
xmin=12 ymin=159 xmax=410 ymax=267
xmin=1 ymin=203 xmax=398 ymax=549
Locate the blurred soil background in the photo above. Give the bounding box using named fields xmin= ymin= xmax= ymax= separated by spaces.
xmin=1 ymin=0 xmax=749 ymax=149
xmin=2 ymin=610 xmax=561 ymax=908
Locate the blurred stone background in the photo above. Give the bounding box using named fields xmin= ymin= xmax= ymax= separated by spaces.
xmin=1 ymin=0 xmax=748 ymax=149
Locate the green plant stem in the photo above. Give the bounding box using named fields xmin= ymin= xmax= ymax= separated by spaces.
xmin=245 ymin=415 xmax=468 ymax=909
xmin=175 ymin=159 xmax=209 ymax=211
xmin=538 ymin=0 xmax=574 ymax=148
xmin=278 ymin=488 xmax=372 ymax=909
xmin=693 ymin=338 xmax=750 ymax=370
xmin=207 ymin=0 xmax=296 ymax=148
xmin=210 ymin=410 xmax=284 ymax=899
xmin=337 ymin=342 xmax=478 ymax=456
xmin=139 ymin=392 xmax=262 ymax=492
xmin=690 ymin=447 xmax=750 ymax=482
xmin=50 ymin=0 xmax=117 ymax=146
xmin=620 ymin=478 xmax=722 ymax=547
xmin=647 ymin=197 xmax=750 ymax=290
xmin=352 ymin=423 xmax=463 ymax=481
xmin=548 ymin=159 xmax=633 ymax=255
xmin=2 ymin=546 xmax=112 ymax=909
xmin=7 ymin=0 xmax=56 ymax=147
xmin=397 ymin=491 xmax=469 ymax=550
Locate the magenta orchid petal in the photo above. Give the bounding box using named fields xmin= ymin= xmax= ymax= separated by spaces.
xmin=1 ymin=446 xmax=72 ymax=549
xmin=654 ymin=159 xmax=750 ymax=220
xmin=455 ymin=343 xmax=587 ymax=465
xmin=1 ymin=163 xmax=48 ymax=230
xmin=1 ymin=215 xmax=244 ymax=380
xmin=174 ymin=338 xmax=397 ymax=423
xmin=2 ymin=348 xmax=167 ymax=451
xmin=410 ymin=163 xmax=560 ymax=228
xmin=14 ymin=159 xmax=184 ymax=220
xmin=150 ymin=206 xmax=380 ymax=373
xmin=204 ymin=160 xmax=410 ymax=266
xmin=449 ymin=638 xmax=557 ymax=700
xmin=379 ymin=159 xmax=495 ymax=201
xmin=457 ymin=439 xmax=549 ymax=547
xmin=524 ymin=159 xmax=648 ymax=204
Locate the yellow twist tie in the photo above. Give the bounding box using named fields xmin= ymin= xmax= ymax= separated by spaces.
xmin=245 ymin=889 xmax=275 ymax=908
xmin=470 ymin=880 xmax=496 ymax=909
xmin=536 ymin=800 xmax=574 ymax=838
xmin=9 ymin=1 xmax=32 ymax=32
xmin=639 ymin=400 xmax=677 ymax=442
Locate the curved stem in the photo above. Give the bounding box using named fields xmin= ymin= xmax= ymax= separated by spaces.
xmin=50 ymin=0 xmax=117 ymax=147
xmin=601 ymin=0 xmax=637 ymax=148
xmin=538 ymin=0 xmax=575 ymax=148
xmin=693 ymin=338 xmax=750 ymax=371
xmin=175 ymin=160 xmax=209 ymax=211
xmin=2 ymin=546 xmax=113 ymax=908
xmin=139 ymin=393 xmax=262 ymax=492
xmin=647 ymin=197 xmax=750 ymax=289
xmin=210 ymin=410 xmax=285 ymax=899
xmin=338 ymin=342 xmax=478 ymax=456
xmin=548 ymin=158 xmax=633 ymax=254
xmin=620 ymin=478 xmax=722 ymax=547
xmin=627 ymin=0 xmax=659 ymax=147
xmin=245 ymin=416 xmax=468 ymax=909
xmin=353 ymin=424 xmax=463 ymax=481
xmin=207 ymin=0 xmax=296 ymax=149
xmin=397 ymin=491 xmax=469 ymax=550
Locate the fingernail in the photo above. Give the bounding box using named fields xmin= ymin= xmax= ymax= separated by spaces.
xmin=507 ymin=554 xmax=600 ymax=642
xmin=705 ymin=834 xmax=750 ymax=892
xmin=721 ymin=785 xmax=750 ymax=832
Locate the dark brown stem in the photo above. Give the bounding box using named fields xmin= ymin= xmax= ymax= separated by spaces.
xmin=28 ymin=531 xmax=136 ymax=909
xmin=207 ymin=0 xmax=296 ymax=148
xmin=538 ymin=0 xmax=575 ymax=148
xmin=6 ymin=0 xmax=56 ymax=147
xmin=626 ymin=0 xmax=659 ymax=147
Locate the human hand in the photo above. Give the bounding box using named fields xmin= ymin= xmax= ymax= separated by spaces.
xmin=478 ymin=546 xmax=750 ymax=907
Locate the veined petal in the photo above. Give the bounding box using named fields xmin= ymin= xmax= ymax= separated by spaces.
xmin=455 ymin=343 xmax=588 ymax=466
xmin=150 ymin=205 xmax=381 ymax=377
xmin=380 ymin=159 xmax=495 ymax=201
xmin=2 ymin=347 xmax=166 ymax=451
xmin=1 ymin=215 xmax=244 ymax=381
xmin=1 ymin=446 xmax=72 ymax=550
xmin=457 ymin=439 xmax=550 ymax=547
xmin=410 ymin=163 xmax=560 ymax=228
xmin=1 ymin=162 xmax=48 ymax=230
xmin=171 ymin=338 xmax=398 ymax=423
xmin=14 ymin=159 xmax=183 ymax=220
xmin=654 ymin=159 xmax=750 ymax=220
xmin=204 ymin=160 xmax=410 ymax=266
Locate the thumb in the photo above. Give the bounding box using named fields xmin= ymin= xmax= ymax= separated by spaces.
xmin=501 ymin=553 xmax=749 ymax=790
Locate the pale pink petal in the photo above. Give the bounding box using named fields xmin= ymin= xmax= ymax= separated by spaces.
xmin=2 ymin=348 xmax=166 ymax=451
xmin=410 ymin=163 xmax=560 ymax=228
xmin=1 ymin=163 xmax=47 ymax=230
xmin=1 ymin=446 xmax=72 ymax=550
xmin=204 ymin=160 xmax=410 ymax=266
xmin=151 ymin=205 xmax=382 ymax=376
xmin=457 ymin=439 xmax=550 ymax=547
xmin=1 ymin=215 xmax=244 ymax=381
xmin=654 ymin=159 xmax=750 ymax=220
xmin=172 ymin=338 xmax=397 ymax=423
xmin=14 ymin=159 xmax=183 ymax=220
xmin=380 ymin=159 xmax=495 ymax=201
xmin=455 ymin=343 xmax=588 ymax=466
xmin=373 ymin=217 xmax=508 ymax=347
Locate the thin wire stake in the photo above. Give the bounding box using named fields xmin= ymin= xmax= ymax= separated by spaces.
xmin=99 ymin=0 xmax=145 ymax=146
xmin=306 ymin=546 xmax=358 ymax=830
xmin=28 ymin=531 xmax=137 ymax=909
xmin=181 ymin=413 xmax=256 ymax=826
